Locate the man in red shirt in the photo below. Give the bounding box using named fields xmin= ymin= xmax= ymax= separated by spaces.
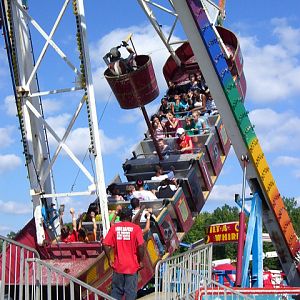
xmin=263 ymin=266 xmax=274 ymax=288
xmin=103 ymin=207 xmax=144 ymax=300
xmin=60 ymin=208 xmax=78 ymax=243
xmin=176 ymin=127 xmax=194 ymax=154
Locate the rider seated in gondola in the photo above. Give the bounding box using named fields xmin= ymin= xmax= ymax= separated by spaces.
xmin=103 ymin=41 xmax=135 ymax=76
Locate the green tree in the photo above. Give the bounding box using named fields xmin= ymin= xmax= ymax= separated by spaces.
xmin=7 ymin=231 xmax=17 ymax=239
xmin=183 ymin=204 xmax=239 ymax=260
xmin=283 ymin=197 xmax=300 ymax=236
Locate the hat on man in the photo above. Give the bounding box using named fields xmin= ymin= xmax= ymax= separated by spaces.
xmin=176 ymin=127 xmax=185 ymax=136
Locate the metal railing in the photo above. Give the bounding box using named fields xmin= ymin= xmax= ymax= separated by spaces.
xmin=155 ymin=243 xmax=213 ymax=300
xmin=188 ymin=272 xmax=252 ymax=300
xmin=0 ymin=234 xmax=40 ymax=300
xmin=25 ymin=258 xmax=115 ymax=300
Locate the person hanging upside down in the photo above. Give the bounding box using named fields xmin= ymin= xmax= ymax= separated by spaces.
xmin=103 ymin=41 xmax=135 ymax=76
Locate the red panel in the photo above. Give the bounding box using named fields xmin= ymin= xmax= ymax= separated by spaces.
xmin=104 ymin=55 xmax=159 ymax=109
xmin=236 ymin=71 xmax=247 ymax=99
xmin=137 ymin=248 xmax=156 ymax=290
xmin=215 ymin=118 xmax=231 ymax=156
xmin=157 ymin=212 xmax=179 ymax=254
xmin=173 ymin=193 xmax=194 ymax=232
xmin=163 ymin=42 xmax=199 ymax=84
xmin=205 ymin=134 xmax=223 ymax=176
xmin=198 ymin=155 xmax=213 ymax=191
xmin=186 ymin=167 xmax=206 ymax=212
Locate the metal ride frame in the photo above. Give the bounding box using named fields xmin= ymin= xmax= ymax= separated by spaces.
xmin=138 ymin=0 xmax=300 ymax=285
xmin=137 ymin=0 xmax=229 ymax=68
xmin=1 ymin=0 xmax=110 ymax=245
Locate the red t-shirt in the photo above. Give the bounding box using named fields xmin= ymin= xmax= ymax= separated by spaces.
xmin=103 ymin=221 xmax=144 ymax=274
xmin=263 ymin=271 xmax=274 ymax=288
xmin=61 ymin=230 xmax=78 ymax=243
xmin=176 ymin=135 xmax=193 ymax=154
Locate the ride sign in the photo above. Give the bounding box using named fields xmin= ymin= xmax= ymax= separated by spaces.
xmin=205 ymin=221 xmax=242 ymax=244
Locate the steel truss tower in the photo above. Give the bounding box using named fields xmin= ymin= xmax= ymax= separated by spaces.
xmin=0 ymin=0 xmax=109 ymax=245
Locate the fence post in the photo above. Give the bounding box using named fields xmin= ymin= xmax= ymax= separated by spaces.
xmin=1 ymin=241 xmax=7 ymax=300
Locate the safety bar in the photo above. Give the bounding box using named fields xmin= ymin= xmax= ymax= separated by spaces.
xmin=0 ymin=234 xmax=40 ymax=300
xmin=25 ymin=257 xmax=115 ymax=300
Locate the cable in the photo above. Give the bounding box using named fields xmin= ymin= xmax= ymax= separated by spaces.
xmin=69 ymin=90 xmax=113 ymax=193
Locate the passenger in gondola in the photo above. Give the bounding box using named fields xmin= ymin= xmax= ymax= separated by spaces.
xmin=156 ymin=178 xmax=178 ymax=198
xmin=206 ymin=94 xmax=218 ymax=115
xmin=165 ymin=111 xmax=181 ymax=137
xmin=196 ymin=73 xmax=210 ymax=96
xmin=184 ymin=116 xmax=197 ymax=136
xmin=124 ymin=184 xmax=136 ymax=201
xmin=106 ymin=183 xmax=125 ymax=202
xmin=133 ymin=179 xmax=157 ymax=201
xmin=193 ymin=89 xmax=206 ymax=113
xmin=176 ymin=128 xmax=194 ymax=154
xmin=60 ymin=208 xmax=78 ymax=243
xmin=130 ymin=198 xmax=165 ymax=256
xmin=187 ymin=73 xmax=199 ymax=91
xmin=151 ymin=114 xmax=165 ymax=140
xmin=158 ymin=97 xmax=170 ymax=118
xmin=187 ymin=93 xmax=195 ymax=111
xmin=151 ymin=165 xmax=175 ymax=181
xmin=192 ymin=111 xmax=210 ymax=134
xmin=103 ymin=41 xmax=135 ymax=76
xmin=171 ymin=95 xmax=181 ymax=118
xmin=166 ymin=80 xmax=179 ymax=99
xmin=153 ymin=139 xmax=172 ymax=158
xmin=179 ymin=93 xmax=190 ymax=116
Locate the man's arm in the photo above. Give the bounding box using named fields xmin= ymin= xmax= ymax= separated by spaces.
xmin=70 ymin=208 xmax=77 ymax=231
xmin=91 ymin=212 xmax=97 ymax=241
xmin=137 ymin=244 xmax=145 ymax=264
xmin=110 ymin=205 xmax=122 ymax=225
xmin=103 ymin=53 xmax=110 ymax=66
xmin=142 ymin=212 xmax=151 ymax=234
xmin=103 ymin=245 xmax=114 ymax=268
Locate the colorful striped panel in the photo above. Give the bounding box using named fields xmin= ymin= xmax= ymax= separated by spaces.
xmin=186 ymin=0 xmax=298 ymax=256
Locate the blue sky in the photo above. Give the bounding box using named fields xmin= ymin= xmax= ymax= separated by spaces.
xmin=0 ymin=0 xmax=300 ymax=235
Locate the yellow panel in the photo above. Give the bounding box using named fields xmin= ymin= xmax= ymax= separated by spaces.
xmin=104 ymin=251 xmax=114 ymax=272
xmin=220 ymin=155 xmax=226 ymax=163
xmin=248 ymin=137 xmax=299 ymax=254
xmin=147 ymin=239 xmax=159 ymax=265
xmin=86 ymin=265 xmax=97 ymax=284
xmin=211 ymin=176 xmax=217 ymax=184
xmin=203 ymin=191 xmax=209 ymax=200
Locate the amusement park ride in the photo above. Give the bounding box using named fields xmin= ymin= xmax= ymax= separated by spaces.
xmin=1 ymin=0 xmax=300 ymax=298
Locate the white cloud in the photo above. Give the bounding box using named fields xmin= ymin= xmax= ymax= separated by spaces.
xmin=249 ymin=108 xmax=300 ymax=152
xmin=64 ymin=127 xmax=126 ymax=156
xmin=0 ymin=154 xmax=22 ymax=173
xmin=272 ymin=18 xmax=300 ymax=55
xmin=3 ymin=95 xmax=61 ymax=117
xmin=273 ymin=156 xmax=300 ymax=167
xmin=45 ymin=113 xmax=126 ymax=156
xmin=0 ymin=126 xmax=15 ymax=148
xmin=0 ymin=225 xmax=11 ymax=234
xmin=46 ymin=113 xmax=72 ymax=139
xmin=41 ymin=98 xmax=62 ymax=115
xmin=273 ymin=156 xmax=300 ymax=179
xmin=0 ymin=200 xmax=31 ymax=215
xmin=90 ymin=24 xmax=175 ymax=101
xmin=240 ymin=19 xmax=300 ymax=103
xmin=3 ymin=95 xmax=17 ymax=116
xmin=208 ymin=184 xmax=251 ymax=202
